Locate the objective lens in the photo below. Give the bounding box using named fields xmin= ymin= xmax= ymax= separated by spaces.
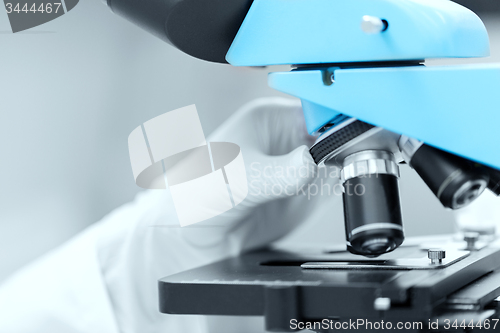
xmin=399 ymin=137 xmax=489 ymax=209
xmin=341 ymin=151 xmax=404 ymax=257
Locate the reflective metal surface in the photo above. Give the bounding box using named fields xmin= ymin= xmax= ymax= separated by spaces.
xmin=301 ymin=248 xmax=470 ymax=270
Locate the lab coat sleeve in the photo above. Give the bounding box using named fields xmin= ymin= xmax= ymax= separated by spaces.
xmin=0 ymin=188 xmax=295 ymax=333
xmin=0 ymin=222 xmax=120 ymax=333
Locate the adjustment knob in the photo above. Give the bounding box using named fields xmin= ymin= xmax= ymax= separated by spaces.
xmin=464 ymin=232 xmax=480 ymax=250
xmin=428 ymin=249 xmax=446 ymax=264
xmin=361 ymin=16 xmax=388 ymax=34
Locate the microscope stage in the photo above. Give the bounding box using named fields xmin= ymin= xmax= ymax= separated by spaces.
xmin=159 ymin=237 xmax=500 ymax=332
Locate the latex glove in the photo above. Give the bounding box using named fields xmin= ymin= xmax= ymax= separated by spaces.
xmin=0 ymin=97 xmax=338 ymax=333
xmin=176 ymin=97 xmax=322 ymax=247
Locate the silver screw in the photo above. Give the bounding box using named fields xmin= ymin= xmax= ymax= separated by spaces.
xmin=428 ymin=249 xmax=446 ymax=265
xmin=464 ymin=232 xmax=480 ymax=250
xmin=374 ymin=297 xmax=391 ymax=311
xmin=361 ymin=16 xmax=387 ymax=34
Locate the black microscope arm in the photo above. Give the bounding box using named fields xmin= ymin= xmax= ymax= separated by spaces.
xmin=104 ymin=0 xmax=253 ymax=63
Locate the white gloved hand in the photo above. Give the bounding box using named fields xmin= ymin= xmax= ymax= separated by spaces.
xmin=174 ymin=97 xmax=322 ymax=247
xmin=0 ymin=97 xmax=339 ymax=333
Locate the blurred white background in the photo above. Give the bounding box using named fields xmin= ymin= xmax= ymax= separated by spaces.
xmin=0 ymin=1 xmax=499 ymax=282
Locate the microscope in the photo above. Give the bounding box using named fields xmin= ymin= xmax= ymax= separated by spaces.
xmin=105 ymin=0 xmax=500 ymax=331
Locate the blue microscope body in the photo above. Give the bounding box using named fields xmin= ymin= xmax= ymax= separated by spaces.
xmin=227 ymin=0 xmax=499 ymax=170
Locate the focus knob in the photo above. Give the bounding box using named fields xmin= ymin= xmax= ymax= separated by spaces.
xmin=428 ymin=249 xmax=446 ymax=264
xmin=464 ymin=232 xmax=480 ymax=250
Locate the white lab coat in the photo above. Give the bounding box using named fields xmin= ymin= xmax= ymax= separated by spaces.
xmin=0 ymin=98 xmax=330 ymax=333
xmin=0 ymin=188 xmax=300 ymax=332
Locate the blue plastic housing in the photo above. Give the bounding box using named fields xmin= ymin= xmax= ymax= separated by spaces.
xmin=226 ymin=0 xmax=490 ymax=66
xmin=226 ymin=0 xmax=499 ymax=169
xmin=269 ymin=64 xmax=500 ymax=169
